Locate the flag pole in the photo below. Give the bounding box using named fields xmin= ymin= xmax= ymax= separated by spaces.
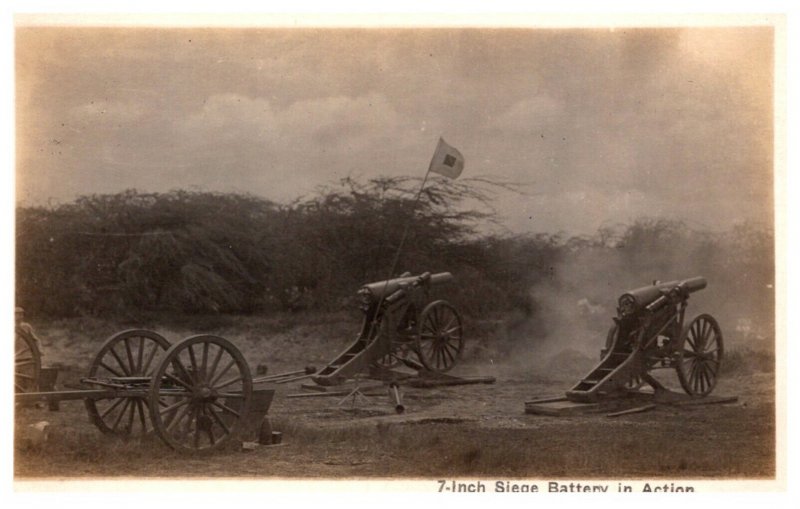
xmin=365 ymin=164 xmax=435 ymax=346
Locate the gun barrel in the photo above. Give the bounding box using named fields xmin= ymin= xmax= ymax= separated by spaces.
xmin=361 ymin=272 xmax=453 ymax=299
xmin=621 ymin=276 xmax=707 ymax=312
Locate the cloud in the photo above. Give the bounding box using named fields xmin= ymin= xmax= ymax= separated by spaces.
xmin=166 ymin=92 xmax=422 ymax=199
xmin=69 ymin=99 xmax=145 ymax=124
xmin=486 ymin=95 xmax=565 ymax=132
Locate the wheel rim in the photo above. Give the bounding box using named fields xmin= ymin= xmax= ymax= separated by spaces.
xmin=15 ymin=327 xmax=41 ymax=393
xmin=84 ymin=329 xmax=170 ymax=437
xmin=149 ymin=335 xmax=252 ymax=452
xmin=416 ymin=300 xmax=463 ymax=373
xmin=676 ymin=314 xmax=723 ymax=396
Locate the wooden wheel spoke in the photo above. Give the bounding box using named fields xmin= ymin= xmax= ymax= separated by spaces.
xmin=112 ymin=399 xmax=132 ymax=431
xmin=441 ymin=315 xmax=456 ymax=332
xmin=165 ymin=403 xmax=193 ymax=433
xmin=207 ymin=406 xmax=230 ymax=435
xmin=702 ymin=320 xmax=712 ymax=342
xmin=100 ymin=361 xmax=124 ymax=377
xmin=210 ymin=359 xmax=235 ymax=387
xmin=109 ymin=347 xmax=131 ymax=376
xmin=435 ymin=346 xmax=444 ymax=368
xmin=442 ymin=340 xmax=457 ymax=353
xmin=126 ymin=397 xmax=136 ymax=431
xmin=179 ymin=404 xmax=195 ymax=440
xmin=193 ymin=407 xmax=201 ymax=449
xmin=203 ymin=409 xmax=216 ymax=446
xmin=201 ymin=341 xmax=210 ymax=380
xmin=187 ymin=343 xmax=199 ymax=378
xmin=136 ymin=336 xmax=145 ymax=374
xmin=210 ymin=400 xmax=241 ymax=418
xmin=215 ymin=392 xmax=247 ymax=398
xmin=214 ymin=375 xmax=244 ymax=391
xmin=173 ymin=355 xmax=195 ymax=384
xmin=15 ymin=372 xmax=36 ymax=379
xmin=164 ymin=372 xmax=193 ymax=391
xmin=141 ymin=342 xmax=160 ymax=374
xmin=442 ymin=344 xmax=455 ymax=364
xmin=160 ymin=397 xmax=190 ymax=416
xmin=100 ymin=397 xmax=126 ymax=419
xmin=136 ymin=399 xmax=148 ymax=434
xmin=124 ymin=338 xmax=136 ymax=375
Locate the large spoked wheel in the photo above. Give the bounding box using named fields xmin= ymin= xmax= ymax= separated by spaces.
xmin=415 ymin=300 xmax=463 ymax=373
xmin=15 ymin=327 xmax=41 ymax=393
xmin=149 ymin=335 xmax=253 ymax=453
xmin=676 ymin=314 xmax=723 ymax=396
xmin=373 ymin=305 xmax=417 ymax=369
xmin=84 ymin=329 xmax=171 ymax=437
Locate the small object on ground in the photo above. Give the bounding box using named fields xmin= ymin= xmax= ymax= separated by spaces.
xmin=258 ymin=417 xmax=273 ymax=445
xmin=388 ymin=382 xmax=405 ymax=414
xmin=20 ymin=421 xmax=51 ymax=450
xmin=241 ymin=441 xmax=258 ymax=452
xmin=271 ymin=431 xmax=282 ymax=445
xmin=337 ymin=386 xmax=372 ymax=407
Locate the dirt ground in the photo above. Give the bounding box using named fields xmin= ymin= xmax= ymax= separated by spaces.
xmin=14 ymin=316 xmax=776 ymax=480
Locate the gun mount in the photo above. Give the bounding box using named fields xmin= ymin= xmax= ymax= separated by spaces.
xmin=567 ymin=277 xmax=723 ymax=402
xmin=312 ymin=271 xmax=462 ymax=386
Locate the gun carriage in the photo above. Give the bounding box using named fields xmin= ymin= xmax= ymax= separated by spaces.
xmin=568 ymin=277 xmax=723 ymax=403
xmin=15 ymin=329 xmax=279 ymax=453
xmin=312 ymin=271 xmax=463 ymax=386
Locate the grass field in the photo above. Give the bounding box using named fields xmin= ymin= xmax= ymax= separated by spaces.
xmin=14 ymin=313 xmax=776 ymax=480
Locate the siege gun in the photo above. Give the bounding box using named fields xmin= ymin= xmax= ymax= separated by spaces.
xmin=312 ymin=272 xmax=463 ymax=386
xmin=568 ymin=277 xmax=723 ymax=402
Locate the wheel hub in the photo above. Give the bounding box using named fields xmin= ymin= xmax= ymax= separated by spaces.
xmin=195 ymin=386 xmax=216 ymax=401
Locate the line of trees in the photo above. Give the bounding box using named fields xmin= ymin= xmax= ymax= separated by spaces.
xmin=16 ymin=178 xmax=774 ymax=328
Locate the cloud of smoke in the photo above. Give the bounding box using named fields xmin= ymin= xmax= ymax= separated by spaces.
xmin=495 ymin=222 xmax=774 ymax=380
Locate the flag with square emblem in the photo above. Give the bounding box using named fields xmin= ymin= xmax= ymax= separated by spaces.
xmin=428 ymin=137 xmax=465 ymax=179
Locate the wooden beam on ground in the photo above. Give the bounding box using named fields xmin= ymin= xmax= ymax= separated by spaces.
xmin=606 ymin=404 xmax=657 ymax=418
xmin=408 ymin=376 xmax=496 ymax=388
xmin=672 ymin=396 xmax=739 ymax=406
xmin=524 ymin=396 xmax=567 ymax=405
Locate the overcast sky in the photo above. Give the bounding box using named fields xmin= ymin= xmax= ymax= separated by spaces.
xmin=15 ymin=26 xmax=773 ymax=234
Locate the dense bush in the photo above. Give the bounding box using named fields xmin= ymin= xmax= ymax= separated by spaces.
xmin=15 ymin=179 xmax=774 ymax=336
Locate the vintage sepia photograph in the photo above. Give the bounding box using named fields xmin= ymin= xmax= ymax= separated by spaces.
xmin=11 ymin=13 xmax=783 ymax=489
